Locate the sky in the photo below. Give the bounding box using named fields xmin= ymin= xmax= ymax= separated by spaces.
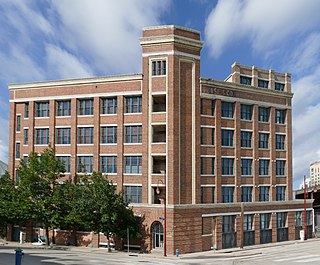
xmin=1 ymin=0 xmax=320 ymax=188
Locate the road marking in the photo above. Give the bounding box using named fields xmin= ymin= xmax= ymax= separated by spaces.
xmin=295 ymin=256 xmax=320 ymax=263
xmin=275 ymin=254 xmax=317 ymax=262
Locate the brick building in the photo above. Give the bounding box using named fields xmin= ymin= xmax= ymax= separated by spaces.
xmin=7 ymin=25 xmax=313 ymax=254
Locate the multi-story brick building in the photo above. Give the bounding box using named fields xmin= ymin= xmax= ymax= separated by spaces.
xmin=310 ymin=161 xmax=320 ymax=187
xmin=7 ymin=25 xmax=313 ymax=254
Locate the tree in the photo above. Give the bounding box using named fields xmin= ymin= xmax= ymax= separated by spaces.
xmin=17 ymin=147 xmax=65 ymax=244
xmin=80 ymin=172 xmax=139 ymax=251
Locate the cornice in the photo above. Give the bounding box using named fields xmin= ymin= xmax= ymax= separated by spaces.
xmin=142 ymin=25 xmax=201 ymax=35
xmin=9 ymin=74 xmax=143 ymax=90
xmin=200 ymin=78 xmax=294 ymax=99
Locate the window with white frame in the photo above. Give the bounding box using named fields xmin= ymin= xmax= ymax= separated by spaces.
xmin=56 ymin=156 xmax=71 ymax=173
xmin=56 ymin=100 xmax=71 ymax=116
xmin=221 ymin=129 xmax=234 ymax=147
xmin=276 ymin=134 xmax=286 ymax=150
xmin=222 ymin=158 xmax=234 ymax=175
xmin=100 ymin=126 xmax=117 ymax=144
xmin=276 ymin=160 xmax=286 ymax=176
xmin=23 ymin=129 xmax=28 ymax=145
xmin=259 ymin=186 xmax=270 ymax=202
xmin=77 ymin=156 xmax=93 ymax=173
xmin=100 ymin=156 xmax=117 ymax=173
xmin=16 ymin=115 xmax=21 ymax=132
xmin=35 ymin=128 xmax=49 ymax=145
xmin=124 ymin=186 xmax=142 ymax=203
xmin=276 ymin=186 xmax=286 ymax=201
xmin=221 ymin=102 xmax=234 ymax=118
xmin=124 ymin=125 xmax=142 ymax=143
xmin=259 ymin=133 xmax=269 ymax=149
xmin=125 ymin=96 xmax=142 ymax=113
xmin=240 ymin=104 xmax=252 ymax=120
xmin=101 ymin=97 xmax=117 ymax=114
xmin=241 ymin=186 xmax=253 ymax=202
xmin=244 ymin=214 xmax=254 ymax=231
xmin=222 ymin=187 xmax=234 ymax=203
xmin=259 ymin=159 xmax=270 ymax=176
xmin=56 ymin=128 xmax=71 ymax=145
xmin=124 ymin=156 xmax=142 ymax=174
xmin=275 ymin=109 xmax=286 ymax=124
xmin=152 ymin=60 xmax=166 ymax=76
xmin=241 ymin=159 xmax=252 ymax=176
xmin=241 ymin=131 xmax=252 ymax=148
xmin=77 ymin=127 xmax=93 ymax=144
xmin=258 ymin=107 xmax=269 ymax=122
xmin=35 ymin=102 xmax=50 ymax=117
xmin=78 ymin=99 xmax=94 ymax=115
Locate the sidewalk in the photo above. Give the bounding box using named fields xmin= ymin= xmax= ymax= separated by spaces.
xmin=1 ymin=237 xmax=320 ymax=260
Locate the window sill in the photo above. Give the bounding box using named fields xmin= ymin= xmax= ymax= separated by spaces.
xmin=259 ymin=175 xmax=270 ymax=177
xmin=34 ymin=144 xmax=49 ymax=146
xmin=200 ymin=114 xmax=215 ymax=118
xmin=100 ymin=114 xmax=117 ymax=116
xmin=55 ymin=144 xmax=71 ymax=146
xmin=221 ymin=117 xmax=234 ymax=120
xmin=241 ymin=147 xmax=253 ymax=149
xmin=240 ymin=119 xmax=253 ymax=122
xmin=77 ymin=115 xmax=94 ymax=118
xmin=258 ymin=121 xmax=270 ymax=124
xmin=124 ymin=113 xmax=142 ymax=115
xmin=35 ymin=117 xmax=50 ymax=119
xmin=123 ymin=173 xmax=142 ymax=176
xmin=124 ymin=143 xmax=142 ymax=145
xmin=56 ymin=116 xmax=71 ymax=118
xmin=152 ymin=112 xmax=166 ymax=114
xmin=151 ymin=75 xmax=166 ymax=78
xmin=201 ymin=174 xmax=215 ymax=177
xmin=201 ymin=144 xmax=215 ymax=147
xmin=100 ymin=143 xmax=117 ymax=145
xmin=77 ymin=144 xmax=94 ymax=146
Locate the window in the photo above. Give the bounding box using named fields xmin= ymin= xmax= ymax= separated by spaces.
xmin=56 ymin=100 xmax=71 ymax=116
xmin=35 ymin=102 xmax=49 ymax=117
xmin=221 ymin=102 xmax=234 ymax=118
xmin=77 ymin=156 xmax=93 ymax=173
xmin=101 ymin=97 xmax=117 ymax=114
xmin=200 ymin=157 xmax=215 ymax=175
xmin=200 ymin=99 xmax=215 ymax=116
xmin=16 ymin=115 xmax=21 ymax=132
xmin=241 ymin=131 xmax=252 ymax=148
xmin=35 ymin=128 xmax=49 ymax=145
xmin=241 ymin=159 xmax=252 ymax=176
xmin=275 ymin=109 xmax=286 ymax=124
xmin=295 ymin=211 xmax=302 ymax=227
xmin=222 ymin=187 xmax=234 ymax=203
xmin=244 ymin=214 xmax=254 ymax=231
xmin=56 ymin=156 xmax=71 ymax=173
xmin=259 ymin=186 xmax=270 ymax=202
xmin=276 ymin=212 xmax=287 ymax=228
xmin=100 ymin=126 xmax=117 ymax=144
xmin=276 ymin=160 xmax=286 ymax=176
xmin=78 ymin=127 xmax=93 ymax=144
xmin=124 ymin=156 xmax=142 ymax=174
xmin=152 ymin=60 xmax=166 ymax=76
xmin=23 ymin=129 xmax=28 ymax=145
xmin=124 ymin=186 xmax=142 ymax=203
xmin=200 ymin=187 xmax=215 ymax=203
xmin=124 ymin=125 xmax=142 ymax=143
xmin=25 ymin=103 xmax=29 ymax=118
xmin=200 ymin=127 xmax=214 ymax=145
xmin=276 ymin=134 xmax=286 ymax=150
xmin=222 ymin=215 xmax=235 ymax=233
xmin=260 ymin=213 xmax=271 ymax=230
xmin=258 ymin=107 xmax=269 ymax=122
xmin=241 ymin=186 xmax=253 ymax=202
xmin=23 ymin=156 xmax=28 ymax=164
xmin=258 ymin=79 xmax=269 ymax=88
xmin=222 ymin=158 xmax=234 ymax=175
xmin=240 ymin=76 xmax=252 ymax=85
xmin=259 ymin=133 xmax=269 ymax=149
xmin=125 ymin=96 xmax=142 ymax=113
xmin=56 ymin=128 xmax=71 ymax=145
xmin=240 ymin=104 xmax=252 ymax=120
xmin=221 ymin=129 xmax=234 ymax=147
xmin=259 ymin=159 xmax=270 ymax=176
xmin=78 ymin=99 xmax=94 ymax=116
xmin=275 ymin=82 xmax=285 ymax=91
xmin=276 ymin=186 xmax=286 ymax=201
xmin=100 ymin=156 xmax=117 ymax=173
xmin=15 ymin=142 xmax=20 ymax=159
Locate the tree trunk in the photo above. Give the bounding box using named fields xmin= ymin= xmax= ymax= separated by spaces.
xmin=45 ymin=227 xmax=49 ymax=246
xmin=107 ymin=234 xmax=111 ymax=252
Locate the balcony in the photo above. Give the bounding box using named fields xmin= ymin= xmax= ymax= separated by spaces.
xmin=152 ymin=125 xmax=166 ymax=143
xmin=152 ymin=95 xmax=166 ymax=113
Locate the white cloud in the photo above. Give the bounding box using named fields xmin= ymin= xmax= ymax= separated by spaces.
xmin=204 ymin=0 xmax=320 ymax=58
xmin=51 ymin=0 xmax=170 ymax=74
xmin=0 ymin=117 xmax=9 ymax=164
xmin=46 ymin=44 xmax=94 ymax=79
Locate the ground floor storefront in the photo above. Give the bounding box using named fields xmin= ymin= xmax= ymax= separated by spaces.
xmin=6 ymin=200 xmax=313 ymax=255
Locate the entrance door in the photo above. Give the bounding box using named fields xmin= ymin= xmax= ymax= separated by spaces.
xmin=151 ymin=221 xmax=164 ymax=248
xmin=12 ymin=225 xmax=20 ymax=242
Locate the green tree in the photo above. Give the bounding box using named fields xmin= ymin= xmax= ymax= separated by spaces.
xmin=81 ymin=172 xmax=139 ymax=251
xmin=17 ymin=147 xmax=65 ymax=244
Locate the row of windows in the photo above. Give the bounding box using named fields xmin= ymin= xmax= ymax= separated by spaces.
xmin=200 ymin=100 xmax=287 ymax=124
xmin=20 ymin=126 xmax=143 ymax=146
xmin=221 ymin=186 xmax=286 ymax=203
xmin=54 ymin=155 xmax=142 ymax=174
xmin=201 ymin=128 xmax=286 ymax=150
xmin=240 ymin=75 xmax=285 ymax=91
xmin=200 ymin=157 xmax=286 ymax=176
xmin=19 ymin=96 xmax=142 ymax=119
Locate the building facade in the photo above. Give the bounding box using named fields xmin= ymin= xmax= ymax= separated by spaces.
xmin=8 ymin=25 xmax=312 ymax=254
xmin=310 ymin=161 xmax=320 ymax=187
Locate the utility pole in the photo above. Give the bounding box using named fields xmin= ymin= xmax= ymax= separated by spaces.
xmin=240 ymin=202 xmax=244 ymax=248
xmin=304 ymin=175 xmax=307 ymax=240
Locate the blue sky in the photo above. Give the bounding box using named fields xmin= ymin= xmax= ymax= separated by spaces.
xmin=1 ymin=0 xmax=320 ymax=188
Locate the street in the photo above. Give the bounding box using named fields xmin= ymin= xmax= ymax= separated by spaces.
xmin=1 ymin=239 xmax=320 ymax=265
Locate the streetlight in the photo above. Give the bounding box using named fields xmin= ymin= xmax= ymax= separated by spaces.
xmin=156 ymin=170 xmax=166 ymax=257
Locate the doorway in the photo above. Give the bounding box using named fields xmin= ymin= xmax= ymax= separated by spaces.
xmin=151 ymin=221 xmax=164 ymax=248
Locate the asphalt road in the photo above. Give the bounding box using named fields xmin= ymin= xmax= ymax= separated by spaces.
xmin=1 ymin=239 xmax=320 ymax=265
